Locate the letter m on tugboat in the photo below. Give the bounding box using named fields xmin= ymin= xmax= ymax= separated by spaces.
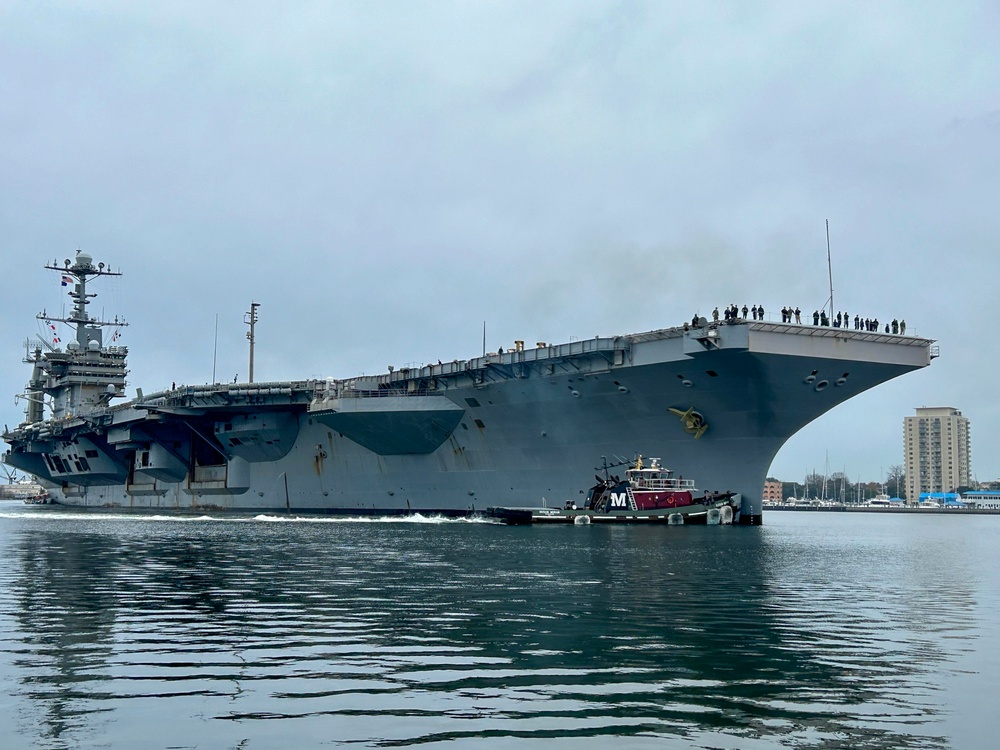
xmin=608 ymin=490 xmax=630 ymax=509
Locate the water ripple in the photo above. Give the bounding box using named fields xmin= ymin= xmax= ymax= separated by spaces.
xmin=1 ymin=510 xmax=997 ymax=748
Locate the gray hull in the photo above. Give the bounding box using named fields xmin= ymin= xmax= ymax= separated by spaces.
xmin=4 ymin=321 xmax=933 ymax=524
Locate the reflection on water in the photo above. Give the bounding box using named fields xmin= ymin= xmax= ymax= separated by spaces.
xmin=0 ymin=509 xmax=996 ymax=749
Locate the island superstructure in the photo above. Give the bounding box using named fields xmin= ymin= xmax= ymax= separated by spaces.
xmin=2 ymin=251 xmax=936 ymax=523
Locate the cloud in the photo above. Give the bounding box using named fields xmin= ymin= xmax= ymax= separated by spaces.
xmin=1 ymin=1 xmax=999 ymax=481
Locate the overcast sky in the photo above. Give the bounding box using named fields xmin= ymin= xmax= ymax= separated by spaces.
xmin=2 ymin=1 xmax=998 ymax=485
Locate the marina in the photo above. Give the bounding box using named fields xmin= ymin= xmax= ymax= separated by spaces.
xmin=766 ymin=502 xmax=1000 ymax=515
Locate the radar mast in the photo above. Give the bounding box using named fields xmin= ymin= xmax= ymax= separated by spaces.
xmin=22 ymin=250 xmax=130 ymax=422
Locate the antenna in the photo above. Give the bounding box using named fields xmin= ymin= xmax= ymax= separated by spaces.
xmin=42 ymin=252 xmax=127 ymax=346
xmin=33 ymin=334 xmax=55 ymax=352
xmin=826 ymin=219 xmax=834 ymax=319
xmin=245 ymin=302 xmax=260 ymax=383
xmin=212 ymin=313 xmax=219 ymax=384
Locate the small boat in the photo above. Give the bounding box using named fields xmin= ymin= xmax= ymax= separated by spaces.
xmin=490 ymin=455 xmax=741 ymax=525
xmin=0 ymin=472 xmax=51 ymax=504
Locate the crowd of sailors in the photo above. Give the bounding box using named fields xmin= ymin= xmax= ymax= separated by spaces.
xmin=812 ymin=311 xmax=906 ymax=334
xmin=700 ymin=305 xmax=907 ymax=335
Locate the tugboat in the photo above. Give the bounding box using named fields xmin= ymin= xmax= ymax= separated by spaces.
xmin=490 ymin=455 xmax=741 ymax=525
xmin=0 ymin=472 xmax=51 ymax=504
xmin=22 ymin=488 xmax=51 ymax=505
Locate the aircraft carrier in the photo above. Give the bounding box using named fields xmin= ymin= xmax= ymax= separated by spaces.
xmin=2 ymin=251 xmax=936 ymax=524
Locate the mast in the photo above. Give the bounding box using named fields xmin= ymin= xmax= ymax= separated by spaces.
xmin=245 ymin=302 xmax=260 ymax=384
xmin=826 ymin=219 xmax=834 ymax=320
xmin=41 ymin=251 xmax=125 ymax=348
xmin=27 ymin=249 xmax=129 ymax=421
xmin=212 ymin=313 xmax=219 ymax=384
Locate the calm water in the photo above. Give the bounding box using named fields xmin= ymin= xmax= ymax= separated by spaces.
xmin=1 ymin=506 xmax=997 ymax=749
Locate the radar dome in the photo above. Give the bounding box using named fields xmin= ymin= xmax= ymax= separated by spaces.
xmin=77 ymin=252 xmax=93 ymax=268
xmin=67 ymin=341 xmax=80 ymax=351
xmin=88 ymin=340 xmax=100 ymax=351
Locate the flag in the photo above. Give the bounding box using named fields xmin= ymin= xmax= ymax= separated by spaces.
xmin=61 ymin=275 xmax=73 ymax=286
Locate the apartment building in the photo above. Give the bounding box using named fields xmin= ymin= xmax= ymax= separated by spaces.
xmin=904 ymin=407 xmax=971 ymax=500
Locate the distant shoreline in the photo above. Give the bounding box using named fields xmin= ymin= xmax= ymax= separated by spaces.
xmin=766 ymin=504 xmax=1000 ymax=515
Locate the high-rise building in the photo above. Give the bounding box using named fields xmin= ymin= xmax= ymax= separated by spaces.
xmin=904 ymin=407 xmax=971 ymax=501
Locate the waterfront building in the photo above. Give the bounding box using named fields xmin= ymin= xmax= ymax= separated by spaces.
xmin=961 ymin=491 xmax=1000 ymax=510
xmin=763 ymin=480 xmax=783 ymax=503
xmin=904 ymin=407 xmax=971 ymax=501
